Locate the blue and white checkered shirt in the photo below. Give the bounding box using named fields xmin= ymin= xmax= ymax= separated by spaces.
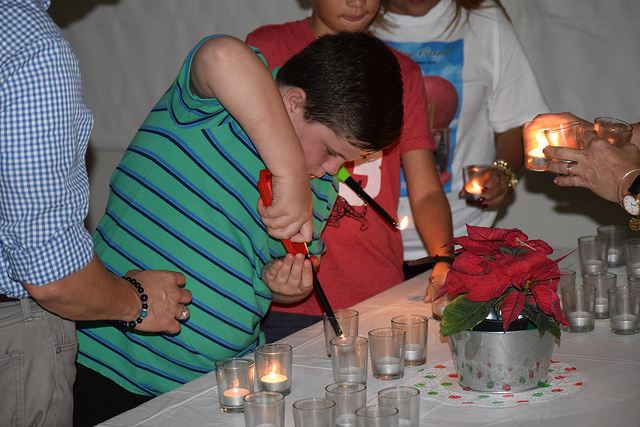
xmin=0 ymin=0 xmax=94 ymax=298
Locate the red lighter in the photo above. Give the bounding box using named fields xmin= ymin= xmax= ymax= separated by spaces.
xmin=257 ymin=169 xmax=342 ymax=336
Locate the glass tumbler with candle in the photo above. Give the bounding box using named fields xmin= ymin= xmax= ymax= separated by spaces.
xmin=544 ymin=121 xmax=585 ymax=151
xmin=608 ymin=286 xmax=640 ymax=335
xmin=578 ymin=235 xmax=608 ymax=274
xmin=324 ymin=309 xmax=359 ymax=358
xmin=523 ymin=118 xmax=559 ymax=171
xmin=355 ymin=405 xmax=399 ymax=427
xmin=594 ymin=117 xmax=633 ymax=147
xmin=597 ymin=225 xmax=627 ymax=268
xmin=292 ymin=397 xmax=336 ymax=427
xmin=378 ymin=386 xmax=420 ymax=427
xmin=255 ymin=343 xmax=292 ymax=395
xmin=390 ymin=315 xmax=428 ymax=367
xmin=624 ymin=238 xmax=640 ymax=276
xmin=582 ymin=272 xmax=617 ymax=319
xmin=368 ymin=327 xmax=405 ymax=380
xmin=561 ymin=285 xmax=596 ymax=333
xmin=462 ymin=165 xmax=492 ymax=200
xmin=330 ymin=335 xmax=368 ymax=384
xmin=243 ymin=391 xmax=285 ymax=427
xmin=325 ymin=382 xmax=367 ymax=427
xmin=215 ymin=358 xmax=254 ymax=412
xmin=429 ymin=274 xmax=452 ymax=321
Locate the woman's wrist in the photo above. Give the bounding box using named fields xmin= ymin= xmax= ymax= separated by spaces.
xmin=617 ymin=168 xmax=640 ymax=204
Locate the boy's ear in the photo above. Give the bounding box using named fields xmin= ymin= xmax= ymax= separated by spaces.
xmin=282 ymin=87 xmax=307 ymax=113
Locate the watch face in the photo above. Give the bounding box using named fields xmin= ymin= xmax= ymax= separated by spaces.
xmin=623 ymin=194 xmax=640 ymax=215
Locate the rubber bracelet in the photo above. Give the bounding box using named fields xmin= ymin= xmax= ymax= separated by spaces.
xmin=433 ymin=255 xmax=455 ymax=265
xmin=118 ymin=276 xmax=148 ymax=329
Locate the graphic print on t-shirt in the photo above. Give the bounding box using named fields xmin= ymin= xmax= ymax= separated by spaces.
xmin=384 ymin=39 xmax=464 ymax=195
xmin=328 ymin=151 xmax=383 ymax=230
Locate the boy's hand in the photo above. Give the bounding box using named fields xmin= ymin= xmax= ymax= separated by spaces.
xmin=261 ymin=253 xmax=315 ymax=303
xmin=257 ymin=173 xmax=313 ymax=242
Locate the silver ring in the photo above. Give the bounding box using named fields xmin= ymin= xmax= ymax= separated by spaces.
xmin=566 ymin=161 xmax=576 ymax=174
xmin=178 ymin=306 xmax=189 ymax=321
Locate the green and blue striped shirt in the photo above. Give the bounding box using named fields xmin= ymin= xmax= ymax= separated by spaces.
xmin=77 ymin=35 xmax=338 ymax=395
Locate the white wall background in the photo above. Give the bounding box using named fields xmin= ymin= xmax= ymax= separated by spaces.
xmin=49 ymin=0 xmax=640 ymax=248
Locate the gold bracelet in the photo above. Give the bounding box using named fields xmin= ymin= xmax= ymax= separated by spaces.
xmin=616 ymin=168 xmax=640 ymax=204
xmin=491 ymin=160 xmax=518 ymax=190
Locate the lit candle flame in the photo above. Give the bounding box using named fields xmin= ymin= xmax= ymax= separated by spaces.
xmin=399 ymin=216 xmax=409 ymax=230
xmin=261 ymin=367 xmax=287 ymax=383
xmin=465 ymin=180 xmax=484 ymax=194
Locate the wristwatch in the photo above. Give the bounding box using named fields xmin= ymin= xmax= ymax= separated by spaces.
xmin=622 ymin=174 xmax=640 ymax=215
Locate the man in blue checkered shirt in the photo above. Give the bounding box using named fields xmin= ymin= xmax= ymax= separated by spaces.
xmin=0 ymin=1 xmax=193 ymax=424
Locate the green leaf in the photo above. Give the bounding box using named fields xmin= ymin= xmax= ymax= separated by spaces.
xmin=521 ymin=304 xmax=561 ymax=340
xmin=439 ymin=297 xmax=496 ymax=337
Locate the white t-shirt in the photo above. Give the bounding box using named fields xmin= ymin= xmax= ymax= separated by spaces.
xmin=373 ymin=0 xmax=549 ymax=260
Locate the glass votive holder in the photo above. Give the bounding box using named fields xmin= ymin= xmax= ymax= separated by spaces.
xmin=292 ymin=397 xmax=336 ymax=427
xmin=324 ymin=309 xmax=359 ymax=358
xmin=255 ymin=343 xmax=292 ymax=395
xmin=628 ymin=275 xmax=640 ymax=287
xmin=557 ymin=269 xmax=577 ymax=318
xmin=624 ymin=238 xmax=640 ymax=276
xmin=325 ymin=382 xmax=367 ymax=427
xmin=429 ymin=274 xmax=451 ymax=320
xmin=378 ymin=386 xmax=420 ymax=427
xmin=330 ymin=335 xmax=369 ymax=384
xmin=597 ymin=224 xmax=627 ymax=268
xmin=608 ymin=287 xmax=640 ymax=335
xmin=594 ymin=116 xmax=633 ymax=147
xmin=215 ymin=358 xmax=254 ymax=412
xmin=462 ymin=165 xmax=492 ymax=200
xmin=243 ymin=391 xmax=285 ymax=427
xmin=368 ymin=328 xmax=406 ymax=380
xmin=544 ymin=121 xmax=585 ymax=150
xmin=355 ymin=405 xmax=399 ymax=427
xmin=582 ymin=272 xmax=617 ymax=319
xmin=390 ymin=315 xmax=428 ymax=367
xmin=578 ymin=235 xmax=608 ymax=273
xmin=561 ymin=285 xmax=596 ymax=333
xmin=523 ymin=119 xmax=555 ymax=171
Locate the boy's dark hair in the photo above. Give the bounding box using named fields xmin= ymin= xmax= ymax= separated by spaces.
xmin=276 ymin=32 xmax=403 ymax=152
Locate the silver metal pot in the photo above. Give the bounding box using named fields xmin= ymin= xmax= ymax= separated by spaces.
xmin=448 ymin=327 xmax=555 ymax=393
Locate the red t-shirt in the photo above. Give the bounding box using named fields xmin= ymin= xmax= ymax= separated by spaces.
xmin=246 ymin=19 xmax=434 ymax=315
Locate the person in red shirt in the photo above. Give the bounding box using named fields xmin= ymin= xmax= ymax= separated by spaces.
xmin=246 ymin=0 xmax=454 ymax=341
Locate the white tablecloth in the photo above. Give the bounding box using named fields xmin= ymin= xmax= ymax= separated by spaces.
xmin=99 ymin=251 xmax=640 ymax=427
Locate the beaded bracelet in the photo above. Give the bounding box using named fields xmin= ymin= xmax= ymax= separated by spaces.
xmin=491 ymin=160 xmax=519 ymax=190
xmin=118 ymin=276 xmax=148 ymax=329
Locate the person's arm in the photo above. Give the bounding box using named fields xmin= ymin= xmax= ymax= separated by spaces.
xmin=190 ymin=35 xmax=313 ymax=242
xmin=544 ymin=131 xmax=640 ymax=203
xmin=23 ymin=255 xmax=191 ymax=334
xmin=632 ymin=122 xmax=640 ymax=147
xmin=402 ymin=149 xmax=455 ymax=299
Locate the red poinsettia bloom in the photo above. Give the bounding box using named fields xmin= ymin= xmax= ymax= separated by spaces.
xmin=438 ymin=225 xmax=570 ymax=336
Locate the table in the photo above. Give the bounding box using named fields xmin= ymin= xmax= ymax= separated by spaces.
xmin=99 ymin=250 xmax=640 ymax=427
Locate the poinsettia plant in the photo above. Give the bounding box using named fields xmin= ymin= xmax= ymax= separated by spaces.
xmin=437 ymin=225 xmax=570 ymax=340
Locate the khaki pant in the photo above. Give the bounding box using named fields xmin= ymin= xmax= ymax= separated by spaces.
xmin=0 ymin=298 xmax=77 ymax=427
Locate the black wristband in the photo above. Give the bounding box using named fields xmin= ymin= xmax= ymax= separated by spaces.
xmin=118 ymin=276 xmax=148 ymax=329
xmin=434 ymin=255 xmax=455 ymax=265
